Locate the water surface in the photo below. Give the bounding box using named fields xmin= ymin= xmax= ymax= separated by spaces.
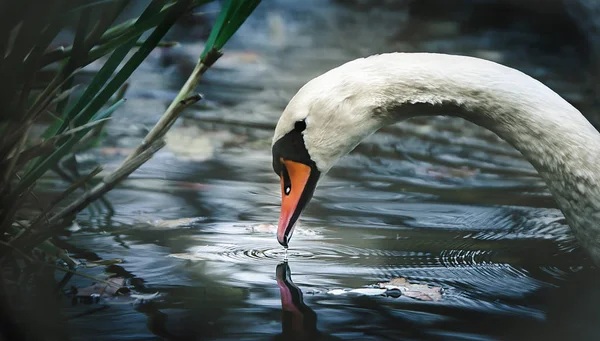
xmin=41 ymin=1 xmax=600 ymax=340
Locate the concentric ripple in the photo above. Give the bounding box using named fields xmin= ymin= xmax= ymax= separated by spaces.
xmin=169 ymin=244 xmax=315 ymax=263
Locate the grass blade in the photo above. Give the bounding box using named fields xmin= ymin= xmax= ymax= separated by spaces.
xmin=57 ymin=0 xmax=191 ymax=134
xmin=14 ymin=99 xmax=125 ymax=196
xmin=11 ymin=119 xmax=111 ymax=169
xmin=48 ymin=0 xmax=167 ymax=137
xmin=200 ymin=0 xmax=261 ymax=61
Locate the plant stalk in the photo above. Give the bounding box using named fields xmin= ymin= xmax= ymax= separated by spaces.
xmin=119 ymin=50 xmax=219 ymax=166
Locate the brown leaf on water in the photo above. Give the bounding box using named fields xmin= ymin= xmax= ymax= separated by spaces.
xmin=378 ymin=277 xmax=442 ymax=301
xmin=402 ymin=288 xmax=442 ymax=301
xmin=74 ymin=277 xmax=129 ymax=297
xmin=383 ymin=277 xmax=409 ymax=287
xmin=82 ymin=258 xmax=124 ymax=268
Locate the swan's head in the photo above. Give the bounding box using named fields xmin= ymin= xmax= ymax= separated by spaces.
xmin=271 ymin=60 xmax=393 ymax=247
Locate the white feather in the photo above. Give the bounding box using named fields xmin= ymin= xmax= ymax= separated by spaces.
xmin=273 ymin=53 xmax=600 ymax=265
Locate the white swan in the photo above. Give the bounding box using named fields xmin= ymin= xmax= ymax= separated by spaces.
xmin=271 ymin=53 xmax=600 ymax=265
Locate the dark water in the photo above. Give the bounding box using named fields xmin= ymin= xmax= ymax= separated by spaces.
xmin=35 ymin=1 xmax=600 ymax=340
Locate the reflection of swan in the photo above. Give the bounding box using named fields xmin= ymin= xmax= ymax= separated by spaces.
xmin=274 ymin=262 xmax=344 ymax=341
xmin=274 ymin=262 xmax=319 ymax=341
xmin=271 ymin=53 xmax=600 ymax=265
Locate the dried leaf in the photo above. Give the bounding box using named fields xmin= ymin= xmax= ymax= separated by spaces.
xmin=130 ymin=292 xmax=160 ymax=301
xmin=378 ymin=277 xmax=443 ymax=301
xmin=403 ymin=290 xmax=440 ymax=301
xmin=383 ymin=277 xmax=409 ymax=287
xmin=82 ymin=258 xmax=124 ymax=268
xmin=74 ymin=277 xmax=129 ymax=297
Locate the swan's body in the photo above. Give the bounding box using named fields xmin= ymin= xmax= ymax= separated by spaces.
xmin=271 ymin=53 xmax=600 ymax=265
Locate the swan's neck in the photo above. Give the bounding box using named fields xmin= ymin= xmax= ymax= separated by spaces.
xmin=380 ymin=64 xmax=600 ymax=181
xmin=358 ymin=53 xmax=600 ymax=261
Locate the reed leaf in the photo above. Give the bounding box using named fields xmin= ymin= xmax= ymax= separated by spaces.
xmin=47 ymin=0 xmax=167 ymax=138
xmin=56 ymin=0 xmax=191 ymax=135
xmin=0 ymin=0 xmax=259 ymax=280
xmin=200 ymin=0 xmax=261 ymax=62
xmin=14 ymin=99 xmax=125 ymax=196
xmin=11 ymin=119 xmax=111 ymax=169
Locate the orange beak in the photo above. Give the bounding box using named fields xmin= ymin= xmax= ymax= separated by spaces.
xmin=277 ymin=159 xmax=316 ymax=247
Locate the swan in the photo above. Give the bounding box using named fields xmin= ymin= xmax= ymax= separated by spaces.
xmin=271 ymin=53 xmax=600 ymax=265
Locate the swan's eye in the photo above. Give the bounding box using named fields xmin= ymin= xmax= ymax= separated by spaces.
xmin=294 ymin=120 xmax=306 ymax=132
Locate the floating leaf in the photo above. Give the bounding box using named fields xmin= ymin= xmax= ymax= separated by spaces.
xmin=82 ymin=258 xmax=124 ymax=268
xmin=378 ymin=277 xmax=443 ymax=301
xmin=328 ymin=277 xmax=443 ymax=301
xmin=14 ymin=99 xmax=125 ymax=195
xmin=74 ymin=277 xmax=128 ymax=297
xmin=130 ymin=292 xmax=161 ymax=301
xmin=49 ymin=1 xmax=166 ymax=137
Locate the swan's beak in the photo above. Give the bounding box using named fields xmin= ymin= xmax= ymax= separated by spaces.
xmin=277 ymin=159 xmax=318 ymax=247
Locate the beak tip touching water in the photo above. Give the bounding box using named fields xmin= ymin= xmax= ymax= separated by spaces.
xmin=277 ymin=234 xmax=288 ymax=248
xmin=277 ymin=220 xmax=291 ymax=248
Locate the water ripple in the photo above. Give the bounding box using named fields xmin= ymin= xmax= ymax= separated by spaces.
xmin=168 ymin=242 xmax=436 ymax=264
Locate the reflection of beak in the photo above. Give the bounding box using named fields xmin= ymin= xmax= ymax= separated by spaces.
xmin=276 ymin=262 xmax=303 ymax=315
xmin=275 ymin=262 xmax=318 ymax=340
xmin=277 ymin=160 xmax=319 ymax=247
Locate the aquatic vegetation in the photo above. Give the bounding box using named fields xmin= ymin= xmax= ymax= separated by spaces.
xmin=0 ymin=0 xmax=260 ymax=310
